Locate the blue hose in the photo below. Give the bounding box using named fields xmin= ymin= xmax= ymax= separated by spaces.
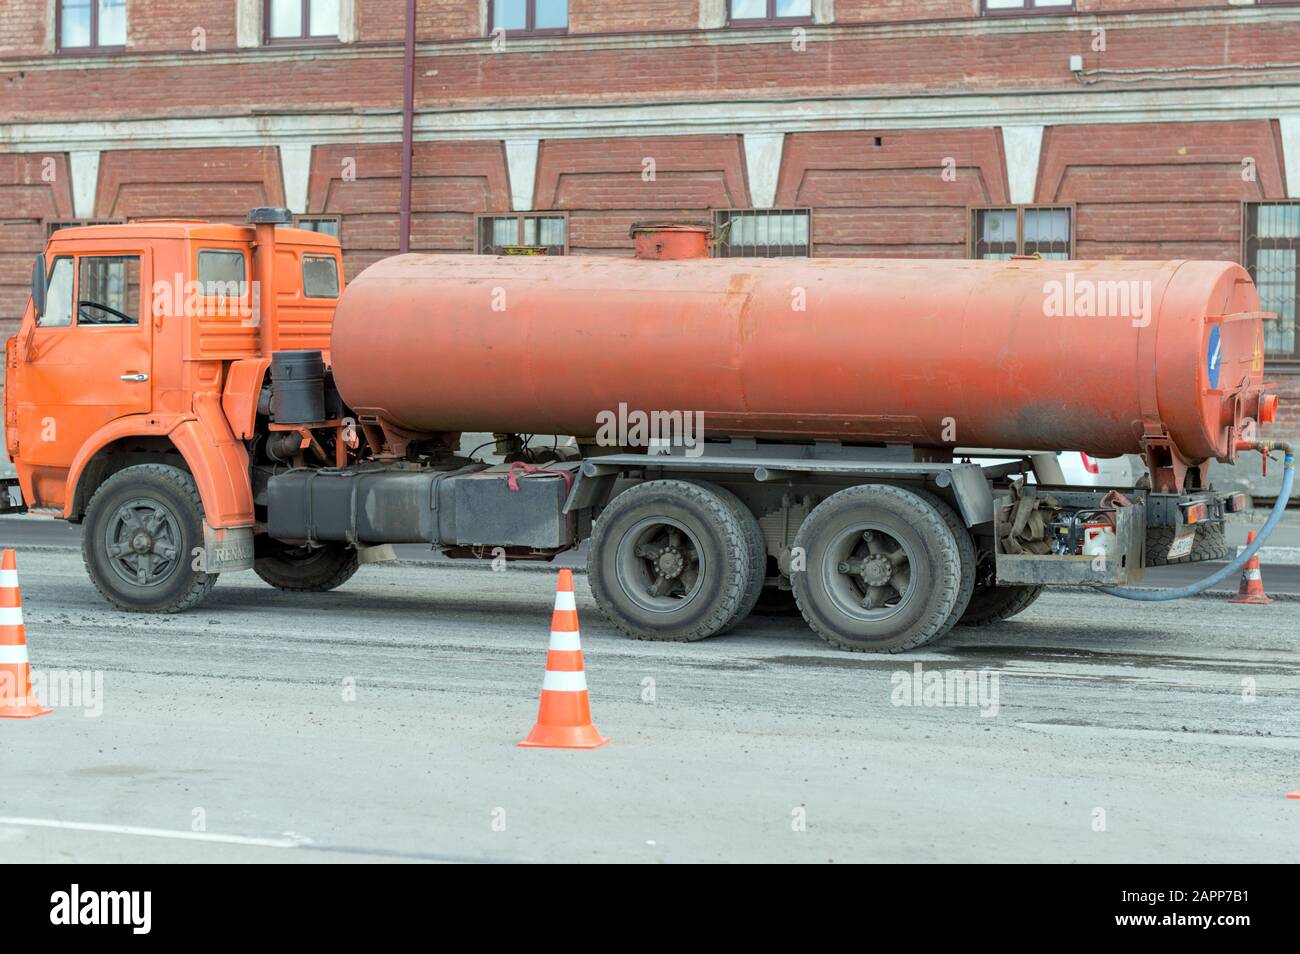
xmin=1100 ymin=450 xmax=1295 ymax=601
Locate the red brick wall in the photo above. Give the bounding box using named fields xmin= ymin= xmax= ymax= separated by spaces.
xmin=95 ymin=147 xmax=285 ymax=220
xmin=534 ymin=135 xmax=749 ymax=255
xmin=307 ymin=140 xmax=512 ymax=277
xmin=7 ymin=18 xmax=1300 ymax=118
xmin=777 ymin=129 xmax=1009 ymax=257
xmin=129 ymin=1 xmax=237 ymax=51
xmin=1038 ymin=120 xmax=1289 ymax=260
xmin=0 ymin=153 xmax=74 ymax=334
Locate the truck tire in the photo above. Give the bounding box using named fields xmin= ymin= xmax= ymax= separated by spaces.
xmin=909 ymin=487 xmax=977 ymax=633
xmin=82 ymin=463 xmax=217 ymax=613
xmin=254 ymin=544 xmax=359 ymax=592
xmin=1145 ymin=522 xmax=1229 ymax=566
xmin=958 ymin=583 xmax=1044 ymax=627
xmin=588 ymin=480 xmax=756 ymax=642
xmin=687 ymin=481 xmax=766 ymax=634
xmin=791 ymin=484 xmax=961 ymax=653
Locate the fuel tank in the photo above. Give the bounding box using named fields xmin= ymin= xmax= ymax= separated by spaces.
xmin=329 ymin=251 xmax=1273 ymax=464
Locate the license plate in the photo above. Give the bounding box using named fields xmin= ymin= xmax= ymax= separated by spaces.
xmin=1167 ymin=528 xmax=1196 ymax=560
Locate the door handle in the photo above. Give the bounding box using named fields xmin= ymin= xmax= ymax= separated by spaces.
xmin=120 ymin=373 xmax=149 ymax=382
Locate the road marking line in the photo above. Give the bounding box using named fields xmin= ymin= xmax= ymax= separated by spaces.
xmin=0 ymin=816 xmax=311 ymax=849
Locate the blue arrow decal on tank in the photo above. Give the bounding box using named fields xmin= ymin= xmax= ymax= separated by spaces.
xmin=1207 ymin=325 xmax=1221 ymax=390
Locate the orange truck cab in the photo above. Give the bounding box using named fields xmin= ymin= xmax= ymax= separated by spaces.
xmin=3 ymin=207 xmax=345 ymax=611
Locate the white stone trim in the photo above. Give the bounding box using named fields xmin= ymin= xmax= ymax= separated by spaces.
xmin=1001 ymin=125 xmax=1044 ymax=205
xmin=236 ymin=0 xmax=261 ymax=48
xmin=5 ymin=86 xmax=1300 ymax=155
xmin=700 ymin=0 xmax=726 ymax=30
xmin=743 ymin=132 xmax=785 ymax=209
xmin=339 ymin=0 xmax=357 ymax=44
xmin=68 ymin=150 xmax=100 ymax=218
xmin=505 ymin=139 xmax=540 ymax=211
xmin=1281 ymin=114 xmax=1300 ymax=199
xmin=279 ymin=143 xmax=314 ymax=214
xmin=44 ymin=0 xmax=56 ymax=53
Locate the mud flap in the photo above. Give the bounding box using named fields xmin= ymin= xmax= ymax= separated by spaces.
xmin=201 ymin=522 xmax=255 ymax=573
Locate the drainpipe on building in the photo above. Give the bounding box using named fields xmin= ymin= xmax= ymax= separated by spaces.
xmin=399 ymin=0 xmax=416 ymax=254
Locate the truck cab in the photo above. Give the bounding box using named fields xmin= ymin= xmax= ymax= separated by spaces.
xmin=3 ymin=208 xmax=344 ymax=610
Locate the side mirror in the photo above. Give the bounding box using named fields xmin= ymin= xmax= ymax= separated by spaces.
xmin=31 ymin=254 xmax=46 ymax=319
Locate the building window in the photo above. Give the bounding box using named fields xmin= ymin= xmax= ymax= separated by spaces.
xmin=294 ymin=216 xmax=341 ymax=238
xmin=1244 ymin=202 xmax=1300 ymax=362
xmin=44 ymin=219 xmax=124 ymax=238
xmin=728 ymin=0 xmax=813 ymax=24
xmin=981 ymin=0 xmax=1074 ymax=14
xmin=490 ymin=0 xmax=569 ymax=34
xmin=476 ymin=214 xmax=567 ymax=255
xmin=713 ymin=209 xmax=811 ymax=258
xmin=266 ymin=0 xmax=340 ymax=42
xmin=971 ymin=207 xmax=1072 ymax=260
xmin=57 ymin=0 xmax=127 ymax=52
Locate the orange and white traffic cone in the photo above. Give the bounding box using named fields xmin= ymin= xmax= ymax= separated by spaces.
xmin=519 ymin=569 xmax=607 ymax=749
xmin=0 ymin=549 xmax=51 ymax=719
xmin=1230 ymin=531 xmax=1272 ymax=605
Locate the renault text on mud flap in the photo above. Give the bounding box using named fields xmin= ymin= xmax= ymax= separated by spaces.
xmin=50 ymin=884 xmax=151 ymax=934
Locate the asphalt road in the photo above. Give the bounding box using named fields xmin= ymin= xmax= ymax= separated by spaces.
xmin=2 ymin=518 xmax=1299 ymax=862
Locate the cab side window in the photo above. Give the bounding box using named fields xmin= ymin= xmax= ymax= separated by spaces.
xmin=40 ymin=257 xmax=75 ymax=328
xmin=302 ymin=255 xmax=339 ymax=299
xmin=77 ymin=256 xmax=141 ymax=326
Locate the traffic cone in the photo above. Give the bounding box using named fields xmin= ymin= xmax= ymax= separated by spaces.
xmin=519 ymin=569 xmax=607 ymax=749
xmin=0 ymin=549 xmax=51 ymax=719
xmin=1230 ymin=531 xmax=1272 ymax=605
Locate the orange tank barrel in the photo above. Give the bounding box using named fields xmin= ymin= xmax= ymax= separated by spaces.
xmin=330 ymin=253 xmax=1272 ymax=465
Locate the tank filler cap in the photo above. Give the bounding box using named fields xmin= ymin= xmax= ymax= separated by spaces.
xmin=247 ymin=207 xmax=294 ymax=225
xmin=630 ymin=221 xmax=713 ymax=260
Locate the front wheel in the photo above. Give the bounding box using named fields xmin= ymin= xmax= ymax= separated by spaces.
xmin=254 ymin=544 xmax=359 ymax=592
xmin=82 ymin=463 xmax=217 ymax=613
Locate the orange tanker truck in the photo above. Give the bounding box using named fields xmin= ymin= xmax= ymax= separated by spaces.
xmin=2 ymin=209 xmax=1290 ymax=652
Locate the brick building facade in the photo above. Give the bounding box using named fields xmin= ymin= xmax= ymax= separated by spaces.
xmin=2 ymin=0 xmax=1300 ymax=454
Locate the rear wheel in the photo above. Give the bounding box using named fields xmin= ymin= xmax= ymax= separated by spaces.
xmin=959 ymin=580 xmax=1044 ymax=626
xmin=688 ymin=481 xmax=765 ymax=634
xmin=588 ymin=480 xmax=756 ymax=642
xmin=1145 ymin=522 xmax=1229 ymax=566
xmin=791 ymin=484 xmax=961 ymax=653
xmin=255 ymin=543 xmax=359 ymax=592
xmin=82 ymin=463 xmax=216 ymax=613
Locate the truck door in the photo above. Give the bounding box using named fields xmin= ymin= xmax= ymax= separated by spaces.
xmin=16 ymin=249 xmax=151 ymax=509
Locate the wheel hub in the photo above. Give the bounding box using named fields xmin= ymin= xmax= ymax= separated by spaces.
xmin=656 ymin=548 xmax=685 ymax=579
xmin=129 ymin=530 xmax=154 ymax=555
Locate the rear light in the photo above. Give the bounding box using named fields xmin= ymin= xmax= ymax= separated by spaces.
xmin=1080 ymin=452 xmax=1100 ymax=474
xmin=1223 ymin=492 xmax=1249 ymax=514
xmin=1181 ymin=501 xmax=1210 ymax=525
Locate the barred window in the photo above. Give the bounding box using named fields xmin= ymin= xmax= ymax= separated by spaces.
xmin=713 ymin=209 xmax=811 ymax=258
xmin=476 ymin=214 xmax=567 ymax=255
xmin=972 ymin=206 xmax=1072 ymax=260
xmin=1244 ymin=202 xmax=1300 ymax=362
xmin=294 ymin=216 xmax=341 ymax=238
